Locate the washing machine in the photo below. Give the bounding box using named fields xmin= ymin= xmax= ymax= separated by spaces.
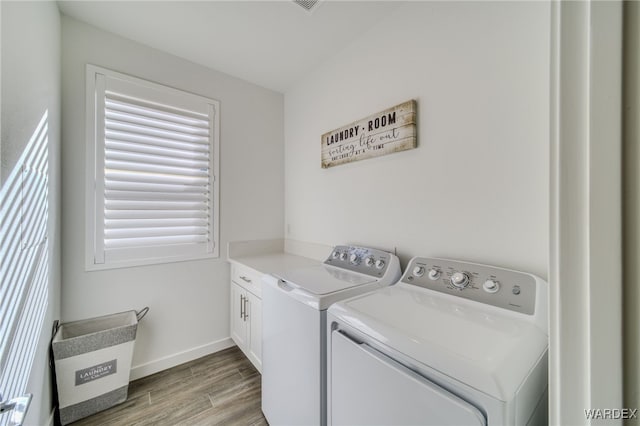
xmin=327 ymin=257 xmax=548 ymax=425
xmin=262 ymin=245 xmax=401 ymax=426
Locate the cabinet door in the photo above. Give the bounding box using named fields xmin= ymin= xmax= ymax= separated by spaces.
xmin=247 ymin=291 xmax=262 ymax=372
xmin=230 ymin=282 xmax=248 ymax=349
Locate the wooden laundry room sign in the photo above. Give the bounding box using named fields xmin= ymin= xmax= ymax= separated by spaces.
xmin=321 ymin=100 xmax=417 ymax=168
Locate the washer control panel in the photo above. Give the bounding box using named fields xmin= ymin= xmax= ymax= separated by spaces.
xmin=401 ymin=257 xmax=536 ymax=315
xmin=325 ymin=245 xmax=391 ymax=278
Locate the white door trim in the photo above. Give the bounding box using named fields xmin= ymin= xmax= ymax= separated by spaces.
xmin=549 ymin=1 xmax=623 ymax=424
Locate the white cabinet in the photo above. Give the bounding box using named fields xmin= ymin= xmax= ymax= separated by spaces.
xmin=230 ymin=281 xmax=248 ymax=348
xmin=227 ymin=244 xmax=323 ymax=375
xmin=229 ymin=264 xmax=262 ymax=372
xmin=246 ymin=290 xmax=262 ymax=367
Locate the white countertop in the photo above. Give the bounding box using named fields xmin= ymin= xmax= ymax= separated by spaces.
xmin=227 ymin=239 xmax=331 ymax=288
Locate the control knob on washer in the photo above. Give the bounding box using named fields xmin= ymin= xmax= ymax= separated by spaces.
xmin=365 ymin=257 xmax=375 ymax=267
xmin=339 ymin=252 xmax=348 ymax=261
xmin=483 ymin=279 xmax=500 ymax=293
xmin=349 ymin=253 xmax=361 ymax=265
xmin=428 ymin=269 xmax=441 ymax=281
xmin=451 ymin=272 xmax=470 ymax=289
xmin=375 ymin=259 xmax=386 ymax=270
xmin=332 ymin=250 xmax=340 ymax=259
xmin=413 ymin=266 xmax=425 ymax=277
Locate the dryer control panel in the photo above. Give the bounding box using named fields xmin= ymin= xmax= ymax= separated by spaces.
xmin=401 ymin=257 xmax=537 ymax=315
xmin=325 ymin=245 xmax=391 ymax=278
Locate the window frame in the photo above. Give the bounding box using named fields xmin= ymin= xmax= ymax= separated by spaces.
xmin=85 ymin=64 xmax=220 ymax=271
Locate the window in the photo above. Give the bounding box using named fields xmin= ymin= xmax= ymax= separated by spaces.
xmin=86 ymin=65 xmax=219 ymax=270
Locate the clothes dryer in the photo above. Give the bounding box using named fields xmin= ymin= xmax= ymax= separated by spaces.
xmin=327 ymin=257 xmax=548 ymax=425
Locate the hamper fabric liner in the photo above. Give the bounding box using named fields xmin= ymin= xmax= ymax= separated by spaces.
xmin=52 ymin=308 xmax=148 ymax=425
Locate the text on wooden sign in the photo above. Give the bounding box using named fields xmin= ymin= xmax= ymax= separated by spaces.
xmin=321 ymin=100 xmax=417 ymax=168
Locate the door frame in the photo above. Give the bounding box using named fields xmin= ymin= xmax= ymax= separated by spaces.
xmin=548 ymin=1 xmax=623 ymax=424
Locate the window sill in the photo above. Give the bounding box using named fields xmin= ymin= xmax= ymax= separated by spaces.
xmin=85 ymin=251 xmax=219 ymax=272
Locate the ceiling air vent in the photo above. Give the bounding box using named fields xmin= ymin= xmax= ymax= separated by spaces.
xmin=293 ymin=0 xmax=321 ymax=13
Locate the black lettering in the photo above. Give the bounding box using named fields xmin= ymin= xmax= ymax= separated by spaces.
xmin=388 ymin=112 xmax=396 ymax=125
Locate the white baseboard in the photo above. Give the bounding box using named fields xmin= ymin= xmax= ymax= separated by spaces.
xmin=129 ymin=337 xmax=235 ymax=381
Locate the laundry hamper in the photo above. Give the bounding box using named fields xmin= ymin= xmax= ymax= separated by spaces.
xmin=52 ymin=307 xmax=148 ymax=425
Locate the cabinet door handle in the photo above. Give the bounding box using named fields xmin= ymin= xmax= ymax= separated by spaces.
xmin=240 ymin=294 xmax=245 ymax=319
xmin=240 ymin=276 xmax=252 ymax=283
xmin=243 ymin=297 xmax=249 ymax=321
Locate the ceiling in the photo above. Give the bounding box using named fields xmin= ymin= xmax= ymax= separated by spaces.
xmin=57 ymin=1 xmax=407 ymax=93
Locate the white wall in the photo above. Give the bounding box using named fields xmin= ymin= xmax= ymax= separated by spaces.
xmin=61 ymin=16 xmax=284 ymax=375
xmin=1 ymin=2 xmax=61 ymax=425
xmin=284 ymin=1 xmax=550 ymax=278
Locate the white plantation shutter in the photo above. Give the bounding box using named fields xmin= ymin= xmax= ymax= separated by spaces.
xmin=87 ymin=65 xmax=220 ymax=269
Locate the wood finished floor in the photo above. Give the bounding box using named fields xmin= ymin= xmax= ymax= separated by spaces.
xmin=72 ymin=346 xmax=267 ymax=426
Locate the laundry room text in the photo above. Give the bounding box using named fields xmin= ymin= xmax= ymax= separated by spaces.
xmin=321 ymin=100 xmax=417 ymax=168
